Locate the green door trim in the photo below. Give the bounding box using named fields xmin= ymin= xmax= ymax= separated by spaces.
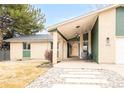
xmin=91 ymin=18 xmax=99 ymax=64
xmin=23 ymin=50 xmax=31 ymax=58
xmin=116 ymin=7 xmax=124 ymax=36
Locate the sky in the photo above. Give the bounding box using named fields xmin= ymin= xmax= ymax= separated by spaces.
xmin=33 ymin=4 xmax=108 ymax=34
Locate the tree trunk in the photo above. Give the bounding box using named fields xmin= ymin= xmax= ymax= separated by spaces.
xmin=0 ymin=30 xmax=3 ymax=49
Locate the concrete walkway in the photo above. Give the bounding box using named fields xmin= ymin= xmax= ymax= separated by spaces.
xmin=27 ymin=60 xmax=124 ymax=88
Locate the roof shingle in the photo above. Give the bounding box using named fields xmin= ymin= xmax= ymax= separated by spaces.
xmin=5 ymin=34 xmax=53 ymax=42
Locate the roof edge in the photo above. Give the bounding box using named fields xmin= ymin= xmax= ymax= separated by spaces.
xmin=47 ymin=4 xmax=122 ymax=32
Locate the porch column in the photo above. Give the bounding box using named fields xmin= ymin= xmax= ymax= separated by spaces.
xmin=59 ymin=40 xmax=63 ymax=60
xmin=88 ymin=31 xmax=91 ymax=55
xmin=64 ymin=41 xmax=67 ymax=59
xmin=61 ymin=39 xmax=64 ymax=60
xmin=80 ymin=33 xmax=83 ymax=59
xmin=53 ymin=31 xmax=58 ymax=64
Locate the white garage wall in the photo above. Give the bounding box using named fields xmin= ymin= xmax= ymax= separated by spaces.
xmin=116 ymin=37 xmax=124 ymax=64
xmin=31 ymin=42 xmax=51 ymax=60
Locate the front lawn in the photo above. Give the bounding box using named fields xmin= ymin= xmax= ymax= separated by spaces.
xmin=0 ymin=61 xmax=50 ymax=88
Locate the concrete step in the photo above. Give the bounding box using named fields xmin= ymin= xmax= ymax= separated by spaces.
xmin=67 ymin=71 xmax=101 ymax=75
xmin=52 ymin=84 xmax=101 ymax=88
xmin=65 ymin=78 xmax=108 ymax=84
xmin=60 ymin=74 xmax=96 ymax=78
xmin=63 ymin=68 xmax=94 ymax=72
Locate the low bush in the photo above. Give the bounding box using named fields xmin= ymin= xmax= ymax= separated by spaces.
xmin=44 ymin=50 xmax=53 ymax=63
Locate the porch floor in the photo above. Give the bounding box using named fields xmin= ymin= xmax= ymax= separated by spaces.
xmin=59 ymin=58 xmax=95 ymax=66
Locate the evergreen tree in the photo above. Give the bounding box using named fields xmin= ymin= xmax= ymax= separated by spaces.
xmin=0 ymin=4 xmax=45 ymax=49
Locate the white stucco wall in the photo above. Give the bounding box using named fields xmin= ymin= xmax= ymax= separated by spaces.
xmin=98 ymin=8 xmax=116 ymax=64
xmin=10 ymin=42 xmax=51 ymax=60
xmin=31 ymin=42 xmax=51 ymax=60
xmin=10 ymin=42 xmax=23 ymax=60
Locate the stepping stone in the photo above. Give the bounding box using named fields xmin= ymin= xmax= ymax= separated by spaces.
xmin=63 ymin=69 xmax=86 ymax=71
xmin=63 ymin=68 xmax=96 ymax=72
xmin=60 ymin=74 xmax=96 ymax=78
xmin=52 ymin=84 xmax=101 ymax=88
xmin=65 ymin=78 xmax=108 ymax=84
xmin=68 ymin=71 xmax=101 ymax=74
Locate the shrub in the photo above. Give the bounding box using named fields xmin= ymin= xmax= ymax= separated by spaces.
xmin=44 ymin=50 xmax=53 ymax=63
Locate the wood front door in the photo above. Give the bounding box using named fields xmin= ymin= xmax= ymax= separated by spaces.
xmin=71 ymin=42 xmax=78 ymax=57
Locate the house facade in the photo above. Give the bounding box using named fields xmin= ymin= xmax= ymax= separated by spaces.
xmin=6 ymin=35 xmax=52 ymax=60
xmin=6 ymin=4 xmax=124 ymax=64
xmin=48 ymin=4 xmax=124 ymax=64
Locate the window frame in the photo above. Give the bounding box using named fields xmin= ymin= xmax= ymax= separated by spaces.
xmin=23 ymin=42 xmax=30 ymax=50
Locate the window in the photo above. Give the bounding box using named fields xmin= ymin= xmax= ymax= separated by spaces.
xmin=23 ymin=42 xmax=30 ymax=50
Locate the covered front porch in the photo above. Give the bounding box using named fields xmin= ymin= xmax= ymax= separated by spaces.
xmin=48 ymin=11 xmax=99 ymax=64
xmin=52 ymin=31 xmax=93 ymax=63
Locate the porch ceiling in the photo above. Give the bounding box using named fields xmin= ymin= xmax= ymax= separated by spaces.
xmin=57 ymin=14 xmax=98 ymax=40
xmin=47 ymin=4 xmax=124 ymax=40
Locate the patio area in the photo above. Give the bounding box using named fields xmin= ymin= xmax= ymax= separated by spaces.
xmin=27 ymin=60 xmax=124 ymax=88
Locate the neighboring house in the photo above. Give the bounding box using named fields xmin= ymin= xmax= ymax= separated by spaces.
xmin=5 ymin=4 xmax=124 ymax=64
xmin=5 ymin=34 xmax=52 ymax=60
